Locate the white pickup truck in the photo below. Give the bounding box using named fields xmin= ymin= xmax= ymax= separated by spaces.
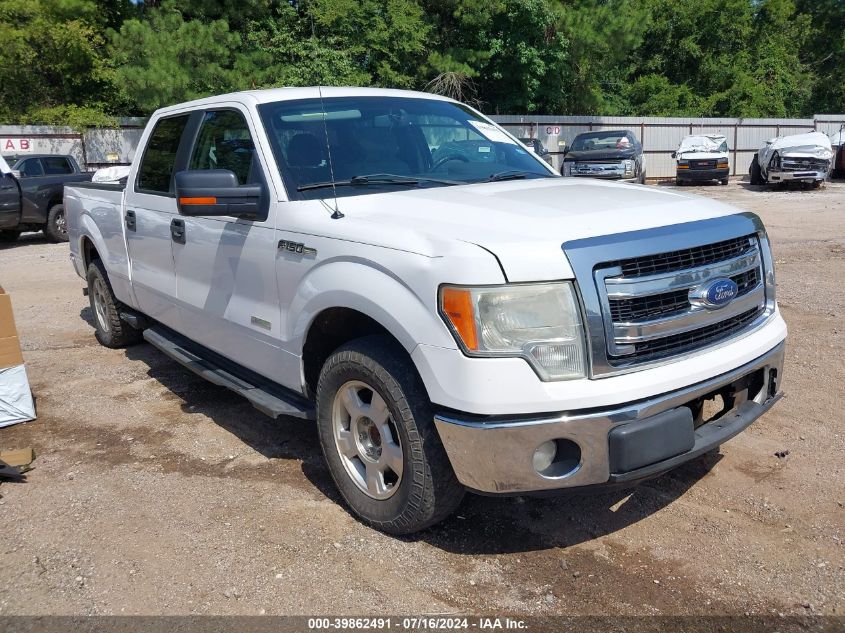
xmin=65 ymin=88 xmax=786 ymax=534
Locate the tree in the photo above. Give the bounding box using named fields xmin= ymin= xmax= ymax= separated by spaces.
xmin=0 ymin=0 xmax=122 ymax=124
xmin=110 ymin=1 xmax=242 ymax=112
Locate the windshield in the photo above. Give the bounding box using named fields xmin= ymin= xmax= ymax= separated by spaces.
xmin=570 ymin=131 xmax=635 ymax=152
xmin=258 ymin=96 xmax=555 ymax=199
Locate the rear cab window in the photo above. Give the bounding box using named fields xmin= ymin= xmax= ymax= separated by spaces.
xmin=42 ymin=157 xmax=73 ymax=175
xmin=137 ymin=115 xmax=191 ymax=194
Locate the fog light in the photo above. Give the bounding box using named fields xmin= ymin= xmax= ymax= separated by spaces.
xmin=533 ymin=440 xmax=558 ymax=473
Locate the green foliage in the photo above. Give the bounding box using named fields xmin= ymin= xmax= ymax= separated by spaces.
xmin=0 ymin=0 xmax=843 ymax=124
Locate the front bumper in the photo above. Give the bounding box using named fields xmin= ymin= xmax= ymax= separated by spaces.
xmin=768 ymin=170 xmax=827 ymax=182
xmin=678 ymin=167 xmax=729 ymax=181
xmin=434 ymin=342 xmax=784 ymax=494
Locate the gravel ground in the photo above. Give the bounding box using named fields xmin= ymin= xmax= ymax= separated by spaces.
xmin=0 ymin=179 xmax=842 ymax=617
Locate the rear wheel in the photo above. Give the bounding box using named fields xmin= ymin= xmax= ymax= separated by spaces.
xmin=44 ymin=204 xmax=68 ymax=243
xmin=86 ymin=259 xmax=142 ymax=348
xmin=720 ymin=178 xmax=729 ymax=185
xmin=316 ymin=335 xmax=464 ymax=534
xmin=0 ymin=230 xmax=20 ymax=243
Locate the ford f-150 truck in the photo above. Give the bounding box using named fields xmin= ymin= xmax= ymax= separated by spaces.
xmin=64 ymin=88 xmax=786 ymax=534
xmin=0 ymin=154 xmax=92 ymax=242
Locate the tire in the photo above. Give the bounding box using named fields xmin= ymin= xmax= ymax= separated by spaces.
xmin=44 ymin=204 xmax=68 ymax=243
xmin=638 ymin=170 xmax=646 ymax=184
xmin=86 ymin=259 xmax=142 ymax=348
xmin=749 ymin=155 xmax=765 ymax=185
xmin=811 ymin=179 xmax=823 ymax=189
xmin=720 ymin=178 xmax=729 ymax=186
xmin=0 ymin=230 xmax=21 ymax=243
xmin=675 ymin=177 xmax=684 ymax=186
xmin=316 ymin=335 xmax=464 ymax=534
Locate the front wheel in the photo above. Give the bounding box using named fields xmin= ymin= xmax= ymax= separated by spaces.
xmin=749 ymin=155 xmax=765 ymax=185
xmin=316 ymin=335 xmax=464 ymax=534
xmin=44 ymin=204 xmax=69 ymax=243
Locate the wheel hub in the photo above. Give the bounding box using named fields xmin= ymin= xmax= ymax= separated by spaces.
xmin=332 ymin=380 xmax=404 ymax=500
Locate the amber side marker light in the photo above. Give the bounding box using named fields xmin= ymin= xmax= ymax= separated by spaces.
xmin=179 ymin=196 xmax=217 ymax=205
xmin=441 ymin=287 xmax=479 ymax=351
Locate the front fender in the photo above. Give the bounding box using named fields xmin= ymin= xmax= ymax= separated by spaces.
xmin=288 ymin=259 xmax=458 ymax=355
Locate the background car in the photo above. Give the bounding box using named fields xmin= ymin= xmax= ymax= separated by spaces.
xmin=673 ymin=134 xmax=730 ymax=185
xmin=560 ymin=130 xmax=645 ymax=183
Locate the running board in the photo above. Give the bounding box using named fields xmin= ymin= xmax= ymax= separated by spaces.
xmin=142 ymin=326 xmax=315 ymax=420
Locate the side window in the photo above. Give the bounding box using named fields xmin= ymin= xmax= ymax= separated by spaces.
xmin=19 ymin=159 xmax=44 ymax=178
xmin=189 ymin=110 xmax=256 ymax=185
xmin=42 ymin=157 xmax=73 ymax=175
xmin=137 ymin=115 xmax=190 ymax=194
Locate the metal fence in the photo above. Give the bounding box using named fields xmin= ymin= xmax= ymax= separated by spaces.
xmin=1 ymin=113 xmax=843 ymax=178
xmin=490 ymin=114 xmax=845 ymax=178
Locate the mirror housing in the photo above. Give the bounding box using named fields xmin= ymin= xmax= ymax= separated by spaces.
xmin=671 ymin=151 xmax=677 ymax=159
xmin=174 ymin=169 xmax=265 ymax=220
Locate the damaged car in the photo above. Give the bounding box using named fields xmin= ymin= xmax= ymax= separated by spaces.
xmin=750 ymin=131 xmax=832 ymax=188
xmin=673 ymin=134 xmax=730 ymax=186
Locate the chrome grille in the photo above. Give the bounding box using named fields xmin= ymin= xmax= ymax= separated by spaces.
xmin=613 ymin=235 xmax=753 ymax=277
xmin=627 ymin=308 xmax=760 ymax=363
xmin=781 ymin=157 xmax=829 ymax=172
xmin=597 ymin=235 xmax=766 ymax=368
xmin=609 ymin=267 xmax=760 ymax=323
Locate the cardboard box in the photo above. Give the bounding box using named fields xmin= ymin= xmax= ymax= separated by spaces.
xmin=0 ymin=285 xmax=35 ymax=427
xmin=0 ymin=290 xmax=24 ymax=369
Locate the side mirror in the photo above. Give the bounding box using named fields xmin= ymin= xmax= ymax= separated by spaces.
xmin=671 ymin=151 xmax=677 ymax=159
xmin=175 ymin=169 xmax=265 ymax=219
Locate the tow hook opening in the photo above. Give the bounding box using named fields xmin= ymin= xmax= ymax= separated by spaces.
xmin=533 ymin=439 xmax=581 ymax=479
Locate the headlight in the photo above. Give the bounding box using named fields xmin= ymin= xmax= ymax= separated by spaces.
xmin=622 ymin=159 xmax=634 ymax=175
xmin=439 ymin=282 xmax=586 ymax=380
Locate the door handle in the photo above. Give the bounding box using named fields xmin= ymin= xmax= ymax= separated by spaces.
xmin=170 ymin=218 xmax=186 ymax=244
xmin=125 ymin=210 xmax=136 ymax=231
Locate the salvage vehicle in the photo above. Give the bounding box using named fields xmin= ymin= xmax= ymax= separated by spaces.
xmin=750 ymin=131 xmax=832 ymax=188
xmin=673 ymin=134 xmax=730 ymax=185
xmin=64 ymin=88 xmax=786 ymax=534
xmin=561 ymin=130 xmax=645 ymax=183
xmin=0 ymin=154 xmax=92 ymax=242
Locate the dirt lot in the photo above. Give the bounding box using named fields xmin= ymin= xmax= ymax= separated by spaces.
xmin=0 ymin=179 xmax=842 ymax=618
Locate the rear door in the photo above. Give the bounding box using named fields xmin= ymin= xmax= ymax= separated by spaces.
xmin=172 ymin=107 xmax=283 ymax=380
xmin=125 ymin=114 xmax=192 ymax=330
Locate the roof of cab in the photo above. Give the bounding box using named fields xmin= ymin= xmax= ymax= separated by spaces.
xmin=154 ymin=86 xmax=457 ymax=117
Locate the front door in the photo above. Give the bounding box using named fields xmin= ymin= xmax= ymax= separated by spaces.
xmin=172 ymin=107 xmax=283 ymax=381
xmin=125 ymin=114 xmax=192 ymax=331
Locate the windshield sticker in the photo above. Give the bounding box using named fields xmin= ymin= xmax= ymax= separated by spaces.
xmin=468 ymin=120 xmax=517 ymax=145
xmin=478 ymin=146 xmax=491 ymax=153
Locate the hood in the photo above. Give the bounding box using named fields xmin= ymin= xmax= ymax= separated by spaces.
xmin=677 ymin=134 xmax=726 ymax=154
xmin=564 ymin=147 xmax=638 ymax=162
xmin=335 ymin=178 xmax=742 ymax=282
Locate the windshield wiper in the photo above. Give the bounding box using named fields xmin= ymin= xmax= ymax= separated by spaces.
xmin=483 ymin=170 xmax=537 ymax=182
xmin=297 ymin=173 xmax=460 ymax=192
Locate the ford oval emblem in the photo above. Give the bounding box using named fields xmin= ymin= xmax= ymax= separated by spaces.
xmin=689 ymin=278 xmax=739 ymax=309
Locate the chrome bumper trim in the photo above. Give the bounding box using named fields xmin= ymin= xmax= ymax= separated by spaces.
xmin=434 ymin=341 xmax=784 ymax=494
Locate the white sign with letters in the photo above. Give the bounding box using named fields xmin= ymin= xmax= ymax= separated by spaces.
xmin=0 ymin=138 xmax=33 ymax=153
